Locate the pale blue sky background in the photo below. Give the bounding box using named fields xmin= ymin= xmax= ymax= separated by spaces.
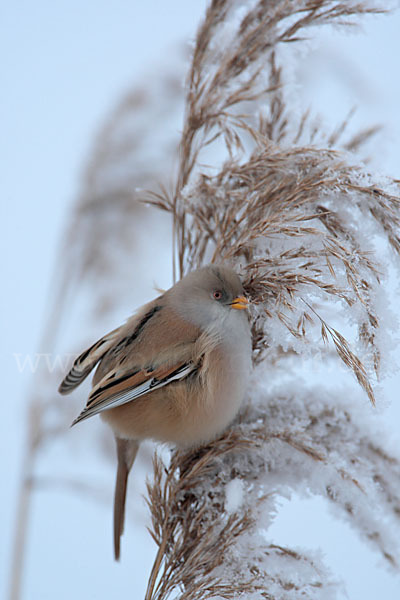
xmin=2 ymin=2 xmax=400 ymax=599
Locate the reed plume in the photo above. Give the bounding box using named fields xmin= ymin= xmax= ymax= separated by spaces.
xmin=143 ymin=1 xmax=400 ymax=598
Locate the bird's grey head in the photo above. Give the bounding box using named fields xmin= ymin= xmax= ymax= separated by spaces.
xmin=167 ymin=265 xmax=249 ymax=330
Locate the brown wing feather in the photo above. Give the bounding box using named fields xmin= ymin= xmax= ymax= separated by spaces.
xmin=59 ymin=297 xmax=163 ymax=395
xmin=71 ymin=360 xmax=194 ymax=425
xmin=92 ymin=301 xmax=201 ymax=386
xmin=67 ymin=300 xmax=202 ymax=425
xmin=58 ymin=327 xmax=121 ymax=395
xmin=89 ymin=362 xmax=185 ymax=406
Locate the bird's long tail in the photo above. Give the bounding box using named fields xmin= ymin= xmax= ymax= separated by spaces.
xmin=114 ymin=437 xmax=140 ymax=560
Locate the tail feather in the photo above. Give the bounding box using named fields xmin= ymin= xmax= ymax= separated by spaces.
xmin=114 ymin=438 xmax=140 ymax=561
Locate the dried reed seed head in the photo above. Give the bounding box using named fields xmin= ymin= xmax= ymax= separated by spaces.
xmin=143 ymin=2 xmax=400 ymax=597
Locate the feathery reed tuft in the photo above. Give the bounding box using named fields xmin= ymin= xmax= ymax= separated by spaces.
xmin=144 ymin=1 xmax=400 ymax=597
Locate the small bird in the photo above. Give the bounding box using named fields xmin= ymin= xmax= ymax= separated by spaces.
xmin=59 ymin=265 xmax=252 ymax=559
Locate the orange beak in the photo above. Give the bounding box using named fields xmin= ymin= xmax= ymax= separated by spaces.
xmin=230 ymin=296 xmax=249 ymax=310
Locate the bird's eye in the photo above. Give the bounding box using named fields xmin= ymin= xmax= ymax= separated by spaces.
xmin=213 ymin=290 xmax=223 ymax=300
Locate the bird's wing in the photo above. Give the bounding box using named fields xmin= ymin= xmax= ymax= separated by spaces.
xmin=64 ymin=300 xmax=203 ymax=425
xmin=58 ymin=326 xmax=122 ymax=394
xmin=58 ymin=298 xmax=165 ymax=395
xmin=71 ymin=360 xmax=197 ymax=425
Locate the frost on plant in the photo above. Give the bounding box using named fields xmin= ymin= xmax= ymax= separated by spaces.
xmin=144 ymin=1 xmax=400 ymax=599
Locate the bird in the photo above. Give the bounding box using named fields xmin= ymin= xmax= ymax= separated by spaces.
xmin=58 ymin=264 xmax=252 ymax=559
